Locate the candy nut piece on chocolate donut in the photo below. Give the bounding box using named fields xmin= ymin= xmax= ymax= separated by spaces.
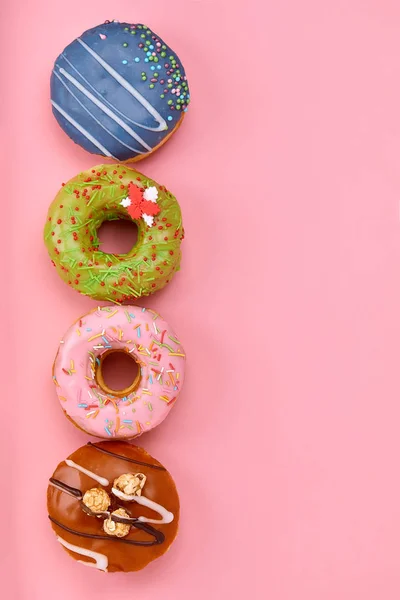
xmin=47 ymin=441 xmax=180 ymax=572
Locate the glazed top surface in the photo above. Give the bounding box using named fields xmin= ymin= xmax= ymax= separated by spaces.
xmin=43 ymin=164 xmax=184 ymax=302
xmin=51 ymin=21 xmax=190 ymax=160
xmin=53 ymin=305 xmax=186 ymax=439
xmin=47 ymin=441 xmax=180 ymax=572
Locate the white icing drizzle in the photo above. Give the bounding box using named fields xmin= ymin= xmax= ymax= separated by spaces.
xmin=60 ymin=53 xmax=161 ymax=133
xmin=111 ymin=488 xmax=174 ymax=524
xmin=60 ymin=53 xmax=151 ymax=130
xmin=77 ymin=38 xmax=168 ymax=132
xmin=51 ymin=100 xmax=115 ymax=158
xmin=65 ymin=459 xmax=110 ymax=486
xmin=57 ymin=67 xmax=152 ymax=151
xmin=53 ymin=70 xmax=145 ymax=155
xmin=57 ymin=536 xmax=108 ymax=571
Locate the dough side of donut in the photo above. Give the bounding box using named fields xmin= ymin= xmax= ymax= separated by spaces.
xmin=122 ymin=112 xmax=185 ymax=163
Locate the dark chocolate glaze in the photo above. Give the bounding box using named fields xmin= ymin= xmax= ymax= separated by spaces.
xmin=88 ymin=442 xmax=166 ymax=471
xmin=49 ymin=478 xmax=83 ymax=499
xmin=49 ymin=516 xmax=164 ymax=546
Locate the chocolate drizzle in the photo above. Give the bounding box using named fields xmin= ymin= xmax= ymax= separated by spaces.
xmin=49 ymin=516 xmax=165 ymax=546
xmin=80 ymin=502 xmax=108 ymax=518
xmin=88 ymin=442 xmax=166 ymax=471
xmin=125 ymin=520 xmax=165 ymax=544
xmin=49 ymin=478 xmax=83 ymax=499
xmin=49 ymin=475 xmax=168 ymax=543
xmin=78 ymin=501 xmax=165 ymax=544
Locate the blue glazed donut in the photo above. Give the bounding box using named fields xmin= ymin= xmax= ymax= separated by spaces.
xmin=50 ymin=21 xmax=190 ymax=162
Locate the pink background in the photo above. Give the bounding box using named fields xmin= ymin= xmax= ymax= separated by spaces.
xmin=3 ymin=0 xmax=400 ymax=598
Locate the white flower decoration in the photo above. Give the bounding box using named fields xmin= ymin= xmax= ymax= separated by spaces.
xmin=142 ymin=214 xmax=155 ymax=227
xmin=120 ymin=197 xmax=131 ymax=208
xmin=143 ymin=186 xmax=158 ymax=202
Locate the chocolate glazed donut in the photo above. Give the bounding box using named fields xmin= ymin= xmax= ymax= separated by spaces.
xmin=47 ymin=441 xmax=180 ymax=572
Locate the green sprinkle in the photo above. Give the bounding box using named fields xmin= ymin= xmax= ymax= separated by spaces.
xmin=153 ymin=339 xmax=175 ymax=353
xmin=123 ymin=42 xmax=128 ymax=47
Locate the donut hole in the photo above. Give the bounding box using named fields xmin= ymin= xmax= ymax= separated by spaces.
xmin=96 ymin=350 xmax=141 ymax=397
xmin=97 ymin=218 xmax=138 ymax=255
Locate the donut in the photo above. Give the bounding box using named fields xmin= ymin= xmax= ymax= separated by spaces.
xmin=43 ymin=163 xmax=184 ymax=302
xmin=47 ymin=441 xmax=180 ymax=572
xmin=53 ymin=305 xmax=186 ymax=439
xmin=50 ymin=20 xmax=190 ymax=161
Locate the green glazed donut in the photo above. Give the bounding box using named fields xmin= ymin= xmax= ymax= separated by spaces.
xmin=44 ymin=164 xmax=184 ymax=302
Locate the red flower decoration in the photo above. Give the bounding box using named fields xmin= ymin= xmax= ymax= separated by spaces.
xmin=126 ymin=183 xmax=160 ymax=221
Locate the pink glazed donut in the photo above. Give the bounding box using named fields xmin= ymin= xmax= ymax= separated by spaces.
xmin=53 ymin=305 xmax=185 ymax=439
